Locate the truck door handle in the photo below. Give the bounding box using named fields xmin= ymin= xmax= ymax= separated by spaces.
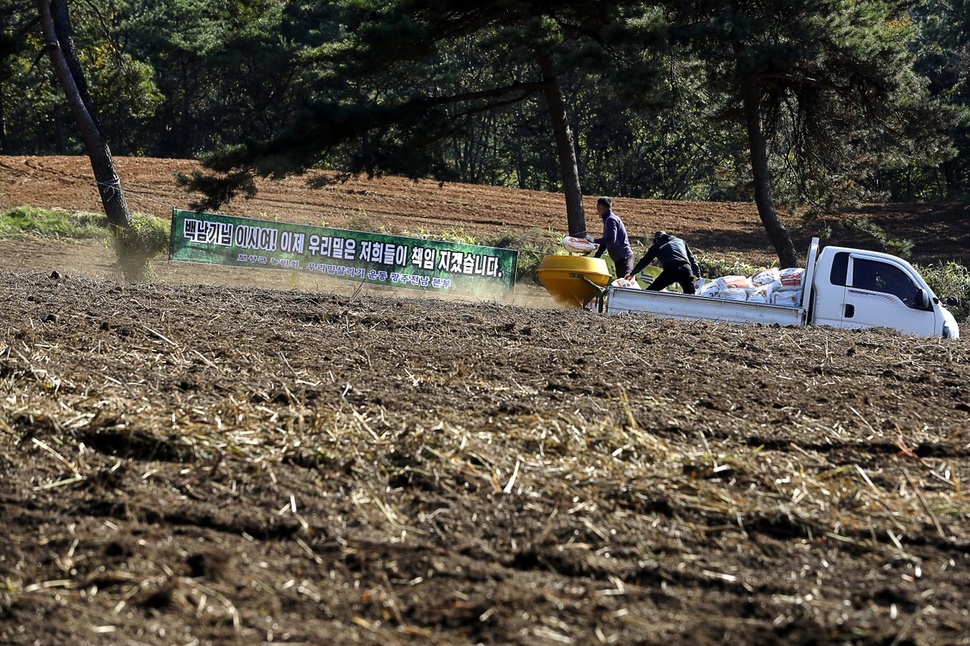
xmin=844 ymin=304 xmax=855 ymax=318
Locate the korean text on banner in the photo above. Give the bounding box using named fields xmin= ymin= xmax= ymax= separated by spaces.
xmin=169 ymin=209 xmax=518 ymax=297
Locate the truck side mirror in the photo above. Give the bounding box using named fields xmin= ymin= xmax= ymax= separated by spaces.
xmin=915 ymin=289 xmax=931 ymax=311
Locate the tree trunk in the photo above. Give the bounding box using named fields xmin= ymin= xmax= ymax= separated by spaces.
xmin=537 ymin=53 xmax=587 ymax=237
xmin=36 ymin=0 xmax=131 ymax=230
xmin=737 ymin=73 xmax=797 ymax=267
xmin=0 ymin=85 xmax=7 ymax=154
xmin=737 ymin=68 xmax=797 ymax=267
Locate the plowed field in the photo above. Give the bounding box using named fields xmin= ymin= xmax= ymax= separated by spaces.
xmin=1 ymin=156 xmax=969 ymax=645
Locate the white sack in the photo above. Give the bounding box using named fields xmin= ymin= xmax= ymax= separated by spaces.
xmin=750 ymin=267 xmax=781 ymax=287
xmin=718 ymin=287 xmax=748 ymax=301
xmin=612 ymin=276 xmax=641 ymax=289
xmin=772 ymin=290 xmax=801 ymax=307
xmin=778 ymin=267 xmax=804 ymax=290
xmin=716 ymin=275 xmax=754 ymax=290
xmin=746 ymin=288 xmax=769 ymax=304
xmin=561 ymin=235 xmax=597 ymax=255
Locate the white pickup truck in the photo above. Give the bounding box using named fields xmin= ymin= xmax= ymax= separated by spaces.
xmin=598 ymin=237 xmax=960 ymax=339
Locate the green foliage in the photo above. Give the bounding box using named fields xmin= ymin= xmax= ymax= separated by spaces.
xmin=436 ymin=227 xmax=477 ymax=245
xmin=918 ymin=261 xmax=970 ymax=323
xmin=113 ymin=214 xmax=171 ymax=281
xmin=667 ymin=0 xmax=961 ymax=214
xmin=0 ymin=13 xmax=67 ymax=154
xmin=815 ymin=216 xmax=917 ymax=259
xmin=696 ymin=256 xmax=758 ymax=280
xmin=0 ymin=206 xmax=171 ymax=281
xmin=344 ymin=211 xmax=375 ymax=233
xmin=849 ymin=219 xmax=916 ymax=259
xmin=84 ymin=51 xmax=164 ymax=154
xmin=186 ymin=0 xmax=677 ymax=203
xmin=0 ymin=207 xmax=109 ymax=239
xmin=910 ymin=0 xmax=970 ymax=198
xmin=5 ymin=0 xmax=970 ymax=208
xmin=480 ymin=228 xmax=560 ymax=285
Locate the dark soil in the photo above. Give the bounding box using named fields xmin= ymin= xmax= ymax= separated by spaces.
xmin=1 ymin=156 xmax=969 ymax=645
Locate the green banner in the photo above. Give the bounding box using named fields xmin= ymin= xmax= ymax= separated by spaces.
xmin=169 ymin=209 xmax=518 ymax=296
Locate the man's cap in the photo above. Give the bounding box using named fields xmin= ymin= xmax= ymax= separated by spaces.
xmin=654 ymin=230 xmax=668 ymax=241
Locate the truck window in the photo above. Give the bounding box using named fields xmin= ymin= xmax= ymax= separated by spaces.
xmin=851 ymin=258 xmax=921 ymax=308
xmin=830 ymin=252 xmax=848 ymax=286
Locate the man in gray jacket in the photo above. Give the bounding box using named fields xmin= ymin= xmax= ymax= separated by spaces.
xmin=626 ymin=230 xmax=701 ymax=294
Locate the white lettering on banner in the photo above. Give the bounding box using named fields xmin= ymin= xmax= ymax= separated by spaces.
xmin=436 ymin=250 xmax=501 ymax=277
xmin=450 ymin=251 xmax=464 ymax=274
xmin=359 ymin=240 xmax=376 ymax=262
xmin=175 ymin=212 xmax=513 ymax=295
xmin=214 ymin=222 xmax=233 ymax=245
xmin=234 ymin=225 xmax=278 ymax=252
xmin=305 ymin=236 xmax=357 ymax=259
xmin=183 ymin=218 xmax=202 ymax=241
xmin=385 ymin=243 xmax=404 ymax=266
xmin=270 ymin=257 xmax=300 ymax=269
xmin=358 ymin=240 xmax=408 ymax=266
xmin=487 ymin=256 xmax=499 ymax=276
xmin=183 ymin=219 xmax=234 ymax=246
xmin=307 ymin=234 xmax=328 ymax=256
xmin=391 ymin=272 xmax=433 ymax=287
xmin=279 ymin=231 xmax=306 ymax=254
xmin=411 ymin=247 xmax=436 ymax=270
xmin=177 ymin=212 xmax=511 ymax=291
xmin=238 ymin=254 xmax=268 ymax=264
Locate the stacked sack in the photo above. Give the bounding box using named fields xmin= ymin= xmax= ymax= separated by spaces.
xmin=695 ymin=266 xmax=805 ymax=306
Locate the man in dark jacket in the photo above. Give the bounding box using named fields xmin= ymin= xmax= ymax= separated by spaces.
xmin=591 ymin=196 xmax=634 ymax=278
xmin=626 ymin=230 xmax=701 ymax=294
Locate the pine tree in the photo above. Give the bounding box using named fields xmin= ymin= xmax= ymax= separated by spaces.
xmin=36 ymin=0 xmax=132 ymax=230
xmin=665 ymin=0 xmax=957 ymax=265
xmin=189 ymin=0 xmax=664 ymax=238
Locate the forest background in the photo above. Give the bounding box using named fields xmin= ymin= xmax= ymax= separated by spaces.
xmin=4 ymin=0 xmax=969 ymax=212
xmin=3 ymin=0 xmax=970 ymax=303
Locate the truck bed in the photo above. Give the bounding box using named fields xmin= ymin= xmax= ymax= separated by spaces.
xmin=606 ymin=287 xmax=808 ymax=327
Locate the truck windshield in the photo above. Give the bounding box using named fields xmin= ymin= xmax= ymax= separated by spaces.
xmin=851 ymin=258 xmax=921 ymax=308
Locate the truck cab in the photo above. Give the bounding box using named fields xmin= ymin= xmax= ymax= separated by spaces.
xmin=811 ymin=247 xmax=960 ymax=339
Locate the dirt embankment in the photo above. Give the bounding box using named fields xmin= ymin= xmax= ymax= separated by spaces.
xmin=2 ymin=155 xmax=969 ymax=268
